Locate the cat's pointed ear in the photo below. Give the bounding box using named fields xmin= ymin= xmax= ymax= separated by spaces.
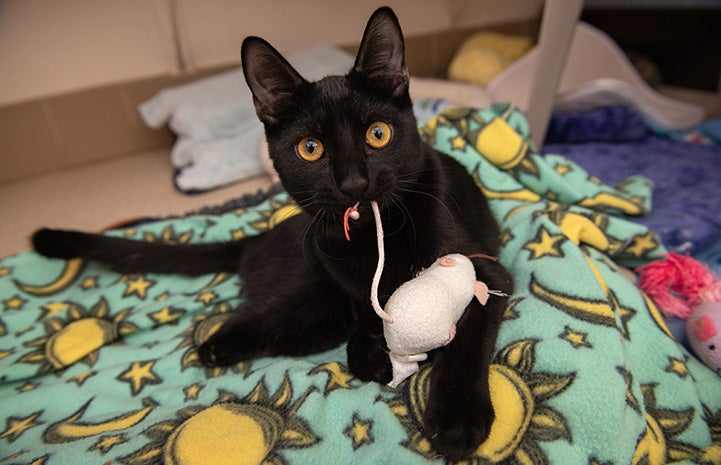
xmin=242 ymin=37 xmax=307 ymax=125
xmin=353 ymin=7 xmax=409 ymax=97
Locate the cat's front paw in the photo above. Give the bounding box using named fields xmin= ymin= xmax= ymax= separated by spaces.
xmin=197 ymin=340 xmax=241 ymax=367
xmin=196 ymin=328 xmax=257 ymax=367
xmin=423 ymin=384 xmax=494 ymax=462
xmin=346 ymin=331 xmax=392 ymax=384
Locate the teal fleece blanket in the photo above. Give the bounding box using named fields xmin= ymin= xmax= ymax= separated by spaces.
xmin=1 ymin=104 xmax=719 ymax=465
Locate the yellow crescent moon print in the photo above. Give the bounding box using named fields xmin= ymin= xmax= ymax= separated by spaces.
xmin=530 ymin=274 xmax=616 ymax=328
xmin=388 ymin=339 xmax=574 ymax=464
xmin=471 ymin=170 xmax=541 ymax=203
xmin=119 ymin=376 xmax=319 ymax=465
xmin=14 ymin=258 xmax=85 ymax=296
xmin=43 ymin=398 xmax=156 ymax=443
xmin=530 ymin=267 xmax=636 ymax=338
xmin=250 ymin=197 xmax=302 ymax=233
xmin=640 ymin=294 xmax=674 ymax=339
xmin=578 ymin=192 xmax=644 ymax=216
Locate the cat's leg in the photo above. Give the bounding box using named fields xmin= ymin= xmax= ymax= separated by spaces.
xmin=346 ymin=300 xmax=392 ymax=383
xmin=423 ymin=259 xmax=511 ymax=461
xmin=197 ymin=212 xmax=353 ymax=366
xmin=197 ymin=281 xmax=352 ymax=366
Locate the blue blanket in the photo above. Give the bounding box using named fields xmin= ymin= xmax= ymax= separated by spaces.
xmin=544 ymin=106 xmax=721 ymax=258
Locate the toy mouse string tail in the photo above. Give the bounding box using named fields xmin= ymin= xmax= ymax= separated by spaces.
xmin=370 ymin=201 xmax=394 ymax=323
xmin=467 ymin=253 xmax=498 ymax=261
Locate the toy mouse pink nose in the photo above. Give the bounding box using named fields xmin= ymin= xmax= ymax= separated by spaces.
xmin=439 ymin=257 xmax=454 ymax=267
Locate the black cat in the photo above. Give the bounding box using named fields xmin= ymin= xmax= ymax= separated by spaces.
xmin=32 ymin=7 xmax=512 ymax=460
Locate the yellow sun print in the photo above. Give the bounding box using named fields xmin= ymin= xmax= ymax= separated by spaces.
xmin=119 ymin=375 xmax=319 ymax=465
xmin=18 ymin=298 xmax=137 ymax=372
xmin=388 ymin=339 xmax=575 ymax=464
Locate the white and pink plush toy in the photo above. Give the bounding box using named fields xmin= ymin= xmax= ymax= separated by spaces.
xmin=346 ymin=201 xmax=505 ymax=388
xmin=686 ymin=302 xmax=721 ymax=376
xmin=638 ymin=252 xmax=721 ymax=375
xmin=382 ymin=253 xmax=492 ymax=387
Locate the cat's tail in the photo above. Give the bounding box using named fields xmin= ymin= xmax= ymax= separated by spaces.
xmin=32 ymin=228 xmax=246 ymax=276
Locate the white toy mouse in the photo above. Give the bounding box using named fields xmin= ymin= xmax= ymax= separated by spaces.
xmin=383 ymin=254 xmax=492 ymax=387
xmin=346 ymin=201 xmax=504 ymax=388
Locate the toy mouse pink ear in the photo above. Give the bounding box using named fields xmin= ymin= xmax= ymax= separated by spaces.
xmin=439 ymin=257 xmax=454 ymax=267
xmin=693 ymin=315 xmax=718 ymax=341
xmin=475 ymin=281 xmax=489 ymax=306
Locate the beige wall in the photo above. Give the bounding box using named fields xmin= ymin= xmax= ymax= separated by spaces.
xmin=0 ymin=0 xmax=542 ymax=106
xmin=0 ymin=0 xmax=542 ymax=184
xmin=0 ymin=0 xmax=178 ymax=106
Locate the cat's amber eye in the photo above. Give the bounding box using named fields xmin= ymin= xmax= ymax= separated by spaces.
xmin=296 ymin=136 xmax=324 ymax=162
xmin=366 ymin=122 xmax=392 ymax=149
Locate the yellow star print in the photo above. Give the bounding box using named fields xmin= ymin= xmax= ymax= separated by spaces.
xmin=68 ymin=371 xmax=96 ymax=386
xmin=0 ymin=266 xmax=11 ymax=276
xmin=450 ymin=136 xmax=467 ymax=151
xmin=524 ymin=226 xmax=566 ymax=260
xmin=624 ymin=231 xmax=659 ymax=258
xmin=90 ymin=434 xmax=126 ymax=453
xmin=344 ymin=413 xmax=374 ymax=450
xmin=309 ymin=362 xmax=356 ymax=394
xmin=184 ymin=383 xmax=203 ymax=401
xmin=666 ymin=357 xmax=691 ymax=379
xmin=122 ymin=275 xmax=155 ymax=299
xmin=559 ymin=326 xmax=592 ymax=349
xmin=3 ymin=295 xmax=26 ymax=311
xmin=196 ymin=291 xmax=218 ymax=304
xmin=117 ymin=360 xmax=161 ymax=395
xmin=0 ymin=411 xmax=43 ymax=442
xmin=80 ymin=276 xmax=99 ymax=290
xmin=149 ymin=307 xmax=185 ymax=325
xmin=555 ymin=164 xmax=571 ymax=176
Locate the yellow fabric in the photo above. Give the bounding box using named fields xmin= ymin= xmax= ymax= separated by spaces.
xmin=448 ymin=32 xmax=533 ymax=86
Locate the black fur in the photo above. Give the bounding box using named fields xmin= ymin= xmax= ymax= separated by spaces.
xmin=31 ymin=7 xmax=512 ymax=461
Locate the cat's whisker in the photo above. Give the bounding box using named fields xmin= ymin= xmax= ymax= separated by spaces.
xmin=388 ymin=193 xmax=416 ymax=242
xmin=395 ymin=166 xmax=437 ymax=179
xmin=394 ymin=185 xmax=458 ymax=239
xmin=297 ymin=210 xmax=320 ymax=246
xmin=396 ymin=176 xmax=463 ymax=214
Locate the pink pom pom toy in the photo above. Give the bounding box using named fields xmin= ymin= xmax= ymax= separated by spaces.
xmin=637 ymin=252 xmax=721 ymax=375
